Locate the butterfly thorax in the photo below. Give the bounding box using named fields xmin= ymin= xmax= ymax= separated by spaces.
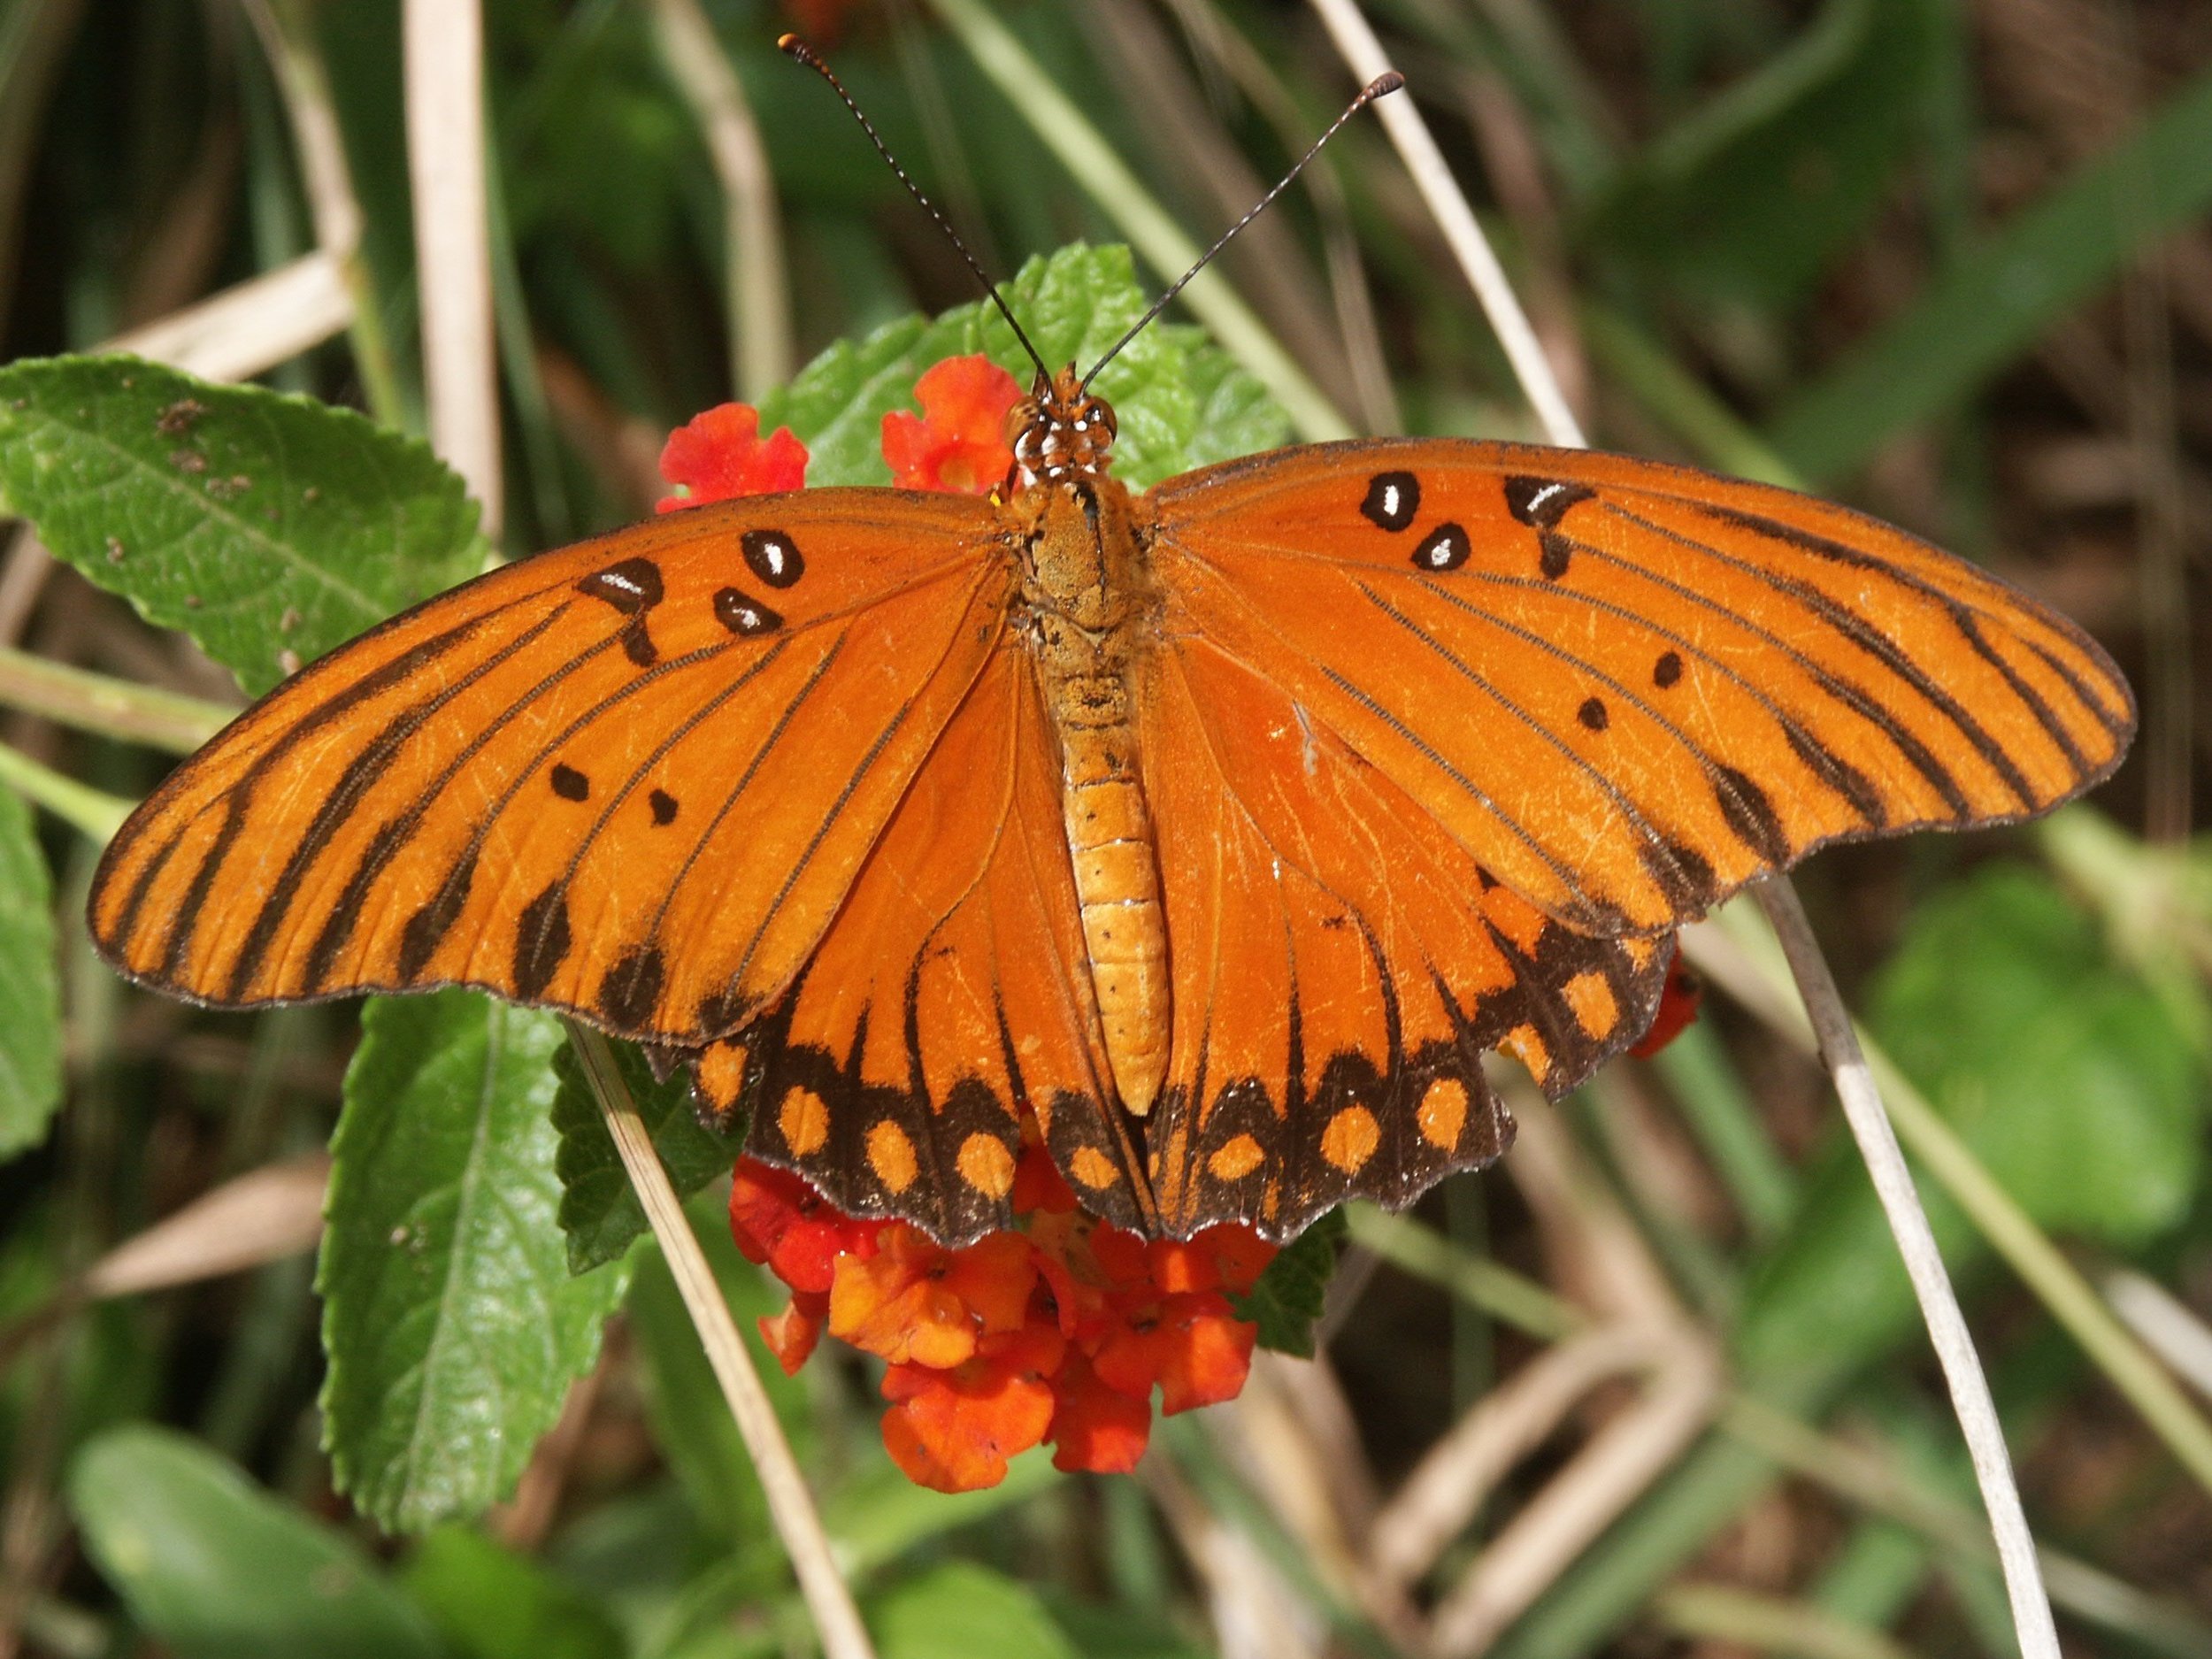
xmin=1006 ymin=369 xmax=1171 ymax=1122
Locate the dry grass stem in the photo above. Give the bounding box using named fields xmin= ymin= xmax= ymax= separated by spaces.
xmin=1212 ymin=1358 xmax=1423 ymax=1647
xmin=1684 ymin=902 xmax=2212 ymax=1494
xmin=404 ymin=0 xmax=502 ymax=536
xmin=1370 ymin=1321 xmax=1662 ymax=1586
xmin=2103 ymin=1269 xmax=2212 ymax=1400
xmin=1750 ymin=878 xmax=2061 ymax=1657
xmin=1304 ymin=0 xmax=1586 ymax=447
xmin=82 ymin=1153 xmax=328 ymax=1299
xmin=1385 ymin=1087 xmax=1723 ymax=1654
xmin=0 ymin=534 xmax=50 ymax=650
xmin=1141 ymin=1455 xmax=1326 ymax=1659
xmin=1304 ymin=5 xmax=2059 ymax=1640
xmin=493 ymin=1348 xmax=613 ymax=1552
xmin=648 ymin=0 xmax=792 ymax=399
xmin=564 ymin=1023 xmax=875 ymax=1659
xmin=107 ymin=251 xmax=353 ymax=383
xmin=1429 ymin=1329 xmax=1717 ymax=1658
xmin=241 ymin=0 xmax=401 ymax=420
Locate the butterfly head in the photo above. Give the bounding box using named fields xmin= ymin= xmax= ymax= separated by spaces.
xmin=1009 ymin=365 xmax=1118 ymax=492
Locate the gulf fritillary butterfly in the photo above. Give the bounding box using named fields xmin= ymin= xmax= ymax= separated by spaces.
xmin=84 ymin=62 xmax=2134 ymax=1251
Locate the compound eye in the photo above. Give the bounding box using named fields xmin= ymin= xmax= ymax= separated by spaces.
xmin=1094 ymin=403 xmax=1118 ymax=441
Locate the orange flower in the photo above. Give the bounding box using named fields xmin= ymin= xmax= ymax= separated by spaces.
xmin=1148 ymin=1225 xmax=1276 ymax=1296
xmin=1047 ymin=1348 xmax=1152 ymax=1474
xmin=758 ymin=1290 xmax=827 ymax=1376
xmin=880 ymin=355 xmax=1022 ymax=494
xmin=1093 ymin=1290 xmax=1257 ymax=1416
xmin=828 ymin=1224 xmax=1036 ymax=1369
xmin=881 ymin=1325 xmax=1065 ymax=1493
xmin=657 ymin=403 xmax=807 ymax=511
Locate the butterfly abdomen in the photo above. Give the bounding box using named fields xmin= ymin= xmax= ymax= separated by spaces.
xmin=1055 ymin=687 xmax=1169 ymax=1118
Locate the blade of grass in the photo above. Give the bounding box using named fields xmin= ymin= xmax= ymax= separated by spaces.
xmin=1749 ymin=878 xmax=2060 ymax=1655
xmin=242 ymin=0 xmax=406 ymax=428
xmin=920 ymin=0 xmax=1353 ymax=442
xmin=561 ymin=1022 xmax=875 ymax=1659
xmin=1344 ymin=1203 xmax=1581 ymax=1342
xmin=1307 ymin=0 xmax=1586 ymax=448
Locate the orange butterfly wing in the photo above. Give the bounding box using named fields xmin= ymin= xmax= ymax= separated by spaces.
xmin=1134 ymin=634 xmax=1670 ymax=1237
xmin=88 ymin=491 xmax=1013 ymax=1044
xmin=1149 ymin=439 xmax=2133 ymax=937
xmin=687 ymin=650 xmax=1156 ymax=1243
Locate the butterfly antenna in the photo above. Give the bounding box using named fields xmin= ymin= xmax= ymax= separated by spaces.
xmin=1080 ymin=71 xmax=1403 ymax=393
xmin=780 ymin=34 xmax=1050 ymax=381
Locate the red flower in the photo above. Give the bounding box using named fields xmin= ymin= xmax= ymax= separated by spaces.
xmin=882 ymin=1325 xmax=1065 ymax=1492
xmin=1047 ymin=1348 xmax=1152 ymax=1474
xmin=880 ymin=355 xmax=1022 ymax=494
xmin=1093 ymin=1291 xmax=1257 ymax=1416
xmin=1149 ymin=1225 xmax=1276 ymax=1297
xmin=729 ymin=1159 xmax=878 ymax=1295
xmin=657 ymin=403 xmax=808 ymax=511
xmin=1629 ymin=953 xmax=1703 ymax=1058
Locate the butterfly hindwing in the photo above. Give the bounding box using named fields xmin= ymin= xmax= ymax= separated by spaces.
xmin=1135 ymin=637 xmax=1668 ymax=1239
xmin=1149 ymin=439 xmax=2134 ymax=936
xmin=88 ymin=491 xmax=1012 ymax=1044
xmin=689 ymin=650 xmax=1155 ymax=1244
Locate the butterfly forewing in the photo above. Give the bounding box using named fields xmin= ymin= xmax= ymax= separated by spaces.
xmin=1149 ymin=440 xmax=2134 ymax=937
xmin=89 ymin=491 xmax=1012 ymax=1042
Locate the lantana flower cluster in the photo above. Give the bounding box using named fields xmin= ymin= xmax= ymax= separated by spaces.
xmin=659 ymin=352 xmax=1276 ymax=1491
xmin=730 ymin=1149 xmax=1272 ymax=1491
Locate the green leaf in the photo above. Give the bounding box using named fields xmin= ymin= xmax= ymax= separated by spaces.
xmin=872 ymin=1562 xmax=1079 ymax=1659
xmin=67 ymin=1425 xmax=448 ymax=1659
xmin=757 ymin=243 xmax=1287 ymax=491
xmin=401 ymin=1526 xmax=624 ymax=1659
xmin=550 ymin=1038 xmax=741 ymax=1274
xmin=0 ymin=787 xmax=60 ymax=1159
xmin=1587 ymin=0 xmax=1940 ymax=314
xmin=1870 ymin=864 xmax=2207 ymax=1242
xmin=320 ymin=992 xmax=630 ymax=1532
xmin=1767 ymin=56 xmax=2212 ymax=482
xmin=0 ymin=355 xmax=479 ymax=695
xmin=1232 ymin=1207 xmax=1346 ymax=1358
xmin=1164 ymin=322 xmax=1292 ymax=471
xmin=1737 ymin=864 xmax=2208 ymax=1379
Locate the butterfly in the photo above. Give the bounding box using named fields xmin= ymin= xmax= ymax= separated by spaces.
xmin=84 ymin=331 xmax=2135 ymax=1245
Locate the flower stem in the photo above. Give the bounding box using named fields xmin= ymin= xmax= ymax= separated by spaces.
xmin=0 ymin=648 xmax=230 ymax=754
xmin=0 ymin=742 xmax=133 ymax=843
